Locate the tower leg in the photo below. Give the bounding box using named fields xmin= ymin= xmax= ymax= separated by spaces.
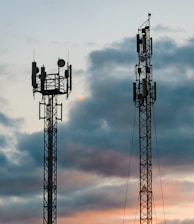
xmin=43 ymin=95 xmax=57 ymax=224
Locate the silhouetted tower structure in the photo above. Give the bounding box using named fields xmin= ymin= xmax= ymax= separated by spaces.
xmin=133 ymin=14 xmax=156 ymax=224
xmin=31 ymin=58 xmax=72 ymax=224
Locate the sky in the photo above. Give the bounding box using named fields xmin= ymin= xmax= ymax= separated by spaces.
xmin=1 ymin=0 xmax=194 ymax=223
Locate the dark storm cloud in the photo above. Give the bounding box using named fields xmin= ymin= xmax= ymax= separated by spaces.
xmin=0 ymin=196 xmax=41 ymax=224
xmin=0 ymin=136 xmax=43 ymax=223
xmin=13 ymin=36 xmax=194 ymax=179
xmin=0 ymin=166 xmax=41 ymax=199
xmin=16 ymin=131 xmax=43 ymax=168
xmin=153 ymin=37 xmax=194 ymax=71
xmin=0 ymin=135 xmax=7 ymax=148
xmin=0 ymin=133 xmax=42 ymax=197
xmin=1 ymin=35 xmax=194 ymax=223
xmin=0 ymin=150 xmax=7 ymax=166
xmin=89 ymin=37 xmax=136 ymax=71
xmin=59 ymin=185 xmax=123 ymax=214
xmin=58 ymin=177 xmax=137 ymax=216
xmin=0 ymin=113 xmax=42 ymax=197
xmin=56 ymin=74 xmax=135 ymax=177
xmin=0 ymin=163 xmax=42 ymax=196
xmin=152 ymin=80 xmax=194 ymax=164
xmin=57 ymin=36 xmax=194 ymax=177
xmin=89 ymin=35 xmax=194 ymax=73
xmin=58 ymin=145 xmax=132 ymax=177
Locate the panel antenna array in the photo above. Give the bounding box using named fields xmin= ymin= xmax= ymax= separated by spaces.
xmin=31 ymin=58 xmax=72 ymax=224
xmin=133 ymin=14 xmax=156 ymax=224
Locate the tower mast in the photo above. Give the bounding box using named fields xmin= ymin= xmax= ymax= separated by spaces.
xmin=31 ymin=58 xmax=72 ymax=224
xmin=133 ymin=14 xmax=156 ymax=224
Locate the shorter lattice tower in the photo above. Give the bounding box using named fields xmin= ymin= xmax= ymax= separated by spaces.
xmin=31 ymin=58 xmax=72 ymax=224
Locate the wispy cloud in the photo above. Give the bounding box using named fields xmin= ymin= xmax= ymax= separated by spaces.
xmin=0 ymin=112 xmax=23 ymax=128
xmin=153 ymin=24 xmax=184 ymax=33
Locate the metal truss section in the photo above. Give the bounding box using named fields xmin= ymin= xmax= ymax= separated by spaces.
xmin=133 ymin=14 xmax=156 ymax=224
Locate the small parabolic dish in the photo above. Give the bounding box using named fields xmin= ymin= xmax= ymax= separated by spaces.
xmin=57 ymin=59 xmax=65 ymax=67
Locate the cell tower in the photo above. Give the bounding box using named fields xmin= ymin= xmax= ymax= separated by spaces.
xmin=133 ymin=14 xmax=156 ymax=224
xmin=31 ymin=58 xmax=72 ymax=224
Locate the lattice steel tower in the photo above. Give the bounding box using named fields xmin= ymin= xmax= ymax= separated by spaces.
xmin=133 ymin=14 xmax=156 ymax=224
xmin=31 ymin=58 xmax=72 ymax=224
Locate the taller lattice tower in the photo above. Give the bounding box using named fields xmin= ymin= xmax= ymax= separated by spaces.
xmin=31 ymin=58 xmax=72 ymax=224
xmin=133 ymin=14 xmax=156 ymax=224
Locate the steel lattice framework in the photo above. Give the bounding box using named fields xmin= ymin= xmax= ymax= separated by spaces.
xmin=41 ymin=95 xmax=58 ymax=224
xmin=133 ymin=14 xmax=156 ymax=224
xmin=31 ymin=59 xmax=72 ymax=224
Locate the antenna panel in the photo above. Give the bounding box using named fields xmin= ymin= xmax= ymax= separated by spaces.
xmin=69 ymin=64 xmax=72 ymax=91
xmin=133 ymin=82 xmax=136 ymax=102
xmin=137 ymin=34 xmax=140 ymax=53
xmin=32 ymin=61 xmax=39 ymax=88
xmin=142 ymin=78 xmax=147 ymax=97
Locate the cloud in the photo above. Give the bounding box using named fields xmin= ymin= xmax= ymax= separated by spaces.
xmin=158 ymin=220 xmax=194 ymax=224
xmin=2 ymin=35 xmax=194 ymax=223
xmin=88 ymin=37 xmax=136 ymax=72
xmin=0 ymin=112 xmax=23 ymax=128
xmin=153 ymin=24 xmax=184 ymax=33
xmin=16 ymin=35 xmax=194 ymax=178
xmin=55 ymin=36 xmax=194 ymax=222
xmin=56 ymin=36 xmax=194 ymax=178
xmin=153 ymin=37 xmax=194 ymax=73
xmin=16 ymin=131 xmax=43 ymax=168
